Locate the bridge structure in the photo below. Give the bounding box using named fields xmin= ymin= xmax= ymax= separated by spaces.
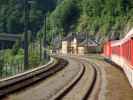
xmin=0 ymin=33 xmax=23 ymax=49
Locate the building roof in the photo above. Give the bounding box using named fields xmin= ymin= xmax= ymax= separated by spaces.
xmin=63 ymin=33 xmax=74 ymax=41
xmin=79 ymin=39 xmax=98 ymax=47
xmin=52 ymin=35 xmax=62 ymax=50
xmin=63 ymin=32 xmax=86 ymax=42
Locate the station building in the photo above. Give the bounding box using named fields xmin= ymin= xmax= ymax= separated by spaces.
xmin=61 ymin=33 xmax=98 ymax=55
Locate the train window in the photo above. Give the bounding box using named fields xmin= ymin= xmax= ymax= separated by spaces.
xmin=126 ymin=41 xmax=130 ymax=61
xmin=128 ymin=40 xmax=131 ymax=60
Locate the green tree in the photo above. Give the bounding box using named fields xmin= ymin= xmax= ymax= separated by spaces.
xmin=12 ymin=40 xmax=21 ymax=55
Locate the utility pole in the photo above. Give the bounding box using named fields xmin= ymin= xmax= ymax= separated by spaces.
xmin=39 ymin=31 xmax=43 ymax=61
xmin=43 ymin=15 xmax=47 ymax=60
xmin=86 ymin=32 xmax=88 ymax=43
xmin=24 ymin=0 xmax=30 ymax=69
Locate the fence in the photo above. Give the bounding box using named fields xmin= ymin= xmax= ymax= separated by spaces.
xmin=0 ymin=40 xmax=50 ymax=79
xmin=0 ymin=62 xmax=24 ymax=79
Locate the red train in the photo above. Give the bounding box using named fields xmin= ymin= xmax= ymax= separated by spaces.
xmin=103 ymin=28 xmax=133 ymax=88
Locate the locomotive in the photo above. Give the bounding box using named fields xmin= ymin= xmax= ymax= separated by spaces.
xmin=103 ymin=28 xmax=133 ymax=88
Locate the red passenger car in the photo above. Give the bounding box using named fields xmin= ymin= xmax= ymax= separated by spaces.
xmin=103 ymin=28 xmax=133 ymax=87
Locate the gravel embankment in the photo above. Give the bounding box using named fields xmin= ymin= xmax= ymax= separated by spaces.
xmin=61 ymin=59 xmax=95 ymax=100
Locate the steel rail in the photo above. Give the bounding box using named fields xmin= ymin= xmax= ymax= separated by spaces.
xmin=0 ymin=58 xmax=55 ymax=88
xmin=51 ymin=63 xmax=85 ymax=100
xmin=50 ymin=57 xmax=101 ymax=100
xmin=0 ymin=57 xmax=68 ymax=98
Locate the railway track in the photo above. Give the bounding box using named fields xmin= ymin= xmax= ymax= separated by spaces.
xmin=50 ymin=57 xmax=102 ymax=100
xmin=0 ymin=57 xmax=68 ymax=99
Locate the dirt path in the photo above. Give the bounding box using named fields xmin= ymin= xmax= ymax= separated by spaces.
xmin=85 ymin=54 xmax=133 ymax=100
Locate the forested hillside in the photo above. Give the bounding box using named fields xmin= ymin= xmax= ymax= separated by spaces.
xmin=0 ymin=0 xmax=59 ymax=34
xmin=47 ymin=0 xmax=133 ymax=42
xmin=0 ymin=0 xmax=133 ymax=43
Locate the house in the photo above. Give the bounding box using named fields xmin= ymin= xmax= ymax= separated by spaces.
xmin=61 ymin=33 xmax=98 ymax=55
xmin=51 ymin=35 xmax=62 ymax=54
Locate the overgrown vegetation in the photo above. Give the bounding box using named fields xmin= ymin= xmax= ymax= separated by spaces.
xmin=0 ymin=0 xmax=57 ymax=69
xmin=0 ymin=0 xmax=133 ymax=53
xmin=46 ymin=0 xmax=133 ymax=43
xmin=0 ymin=0 xmax=58 ymax=35
xmin=2 ymin=49 xmax=24 ymax=64
xmin=1 ymin=0 xmax=132 ymax=44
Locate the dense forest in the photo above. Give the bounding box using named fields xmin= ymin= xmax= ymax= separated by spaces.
xmin=48 ymin=0 xmax=133 ymax=42
xmin=0 ymin=0 xmax=60 ymax=65
xmin=0 ymin=0 xmax=133 ymax=43
xmin=0 ymin=0 xmax=63 ymax=34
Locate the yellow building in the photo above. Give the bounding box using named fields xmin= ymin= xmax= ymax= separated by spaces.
xmin=61 ymin=41 xmax=69 ymax=54
xmin=61 ymin=33 xmax=98 ymax=55
xmin=78 ymin=46 xmax=85 ymax=55
xmin=70 ymin=38 xmax=78 ymax=55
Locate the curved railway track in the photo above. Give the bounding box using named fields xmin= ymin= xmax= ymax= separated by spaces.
xmin=50 ymin=56 xmax=102 ymax=100
xmin=0 ymin=57 xmax=68 ymax=98
xmin=0 ymin=56 xmax=102 ymax=100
